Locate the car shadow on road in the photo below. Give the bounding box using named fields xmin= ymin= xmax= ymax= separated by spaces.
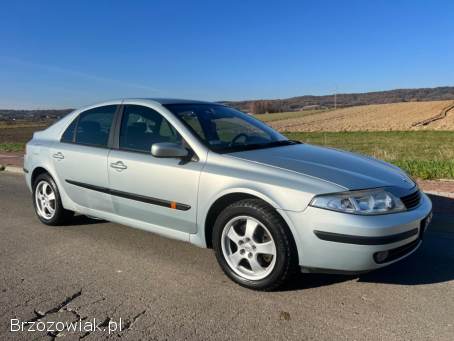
xmin=61 ymin=214 xmax=107 ymax=226
xmin=282 ymin=273 xmax=357 ymax=291
xmin=426 ymin=193 xmax=454 ymax=216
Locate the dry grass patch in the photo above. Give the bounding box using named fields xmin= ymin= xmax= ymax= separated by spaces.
xmin=269 ymin=100 xmax=454 ymax=132
xmin=255 ymin=109 xmax=327 ymax=122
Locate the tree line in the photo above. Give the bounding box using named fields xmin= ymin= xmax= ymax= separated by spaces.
xmin=249 ymin=100 xmax=288 ymax=114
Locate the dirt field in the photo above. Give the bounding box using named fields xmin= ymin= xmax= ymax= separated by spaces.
xmin=0 ymin=125 xmax=48 ymax=144
xmin=269 ymin=100 xmax=454 ymax=132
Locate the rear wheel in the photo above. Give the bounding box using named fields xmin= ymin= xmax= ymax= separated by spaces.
xmin=213 ymin=199 xmax=297 ymax=291
xmin=33 ymin=173 xmax=73 ymax=225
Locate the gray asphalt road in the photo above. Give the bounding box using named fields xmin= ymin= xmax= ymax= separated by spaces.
xmin=1 ymin=172 xmax=453 ymax=340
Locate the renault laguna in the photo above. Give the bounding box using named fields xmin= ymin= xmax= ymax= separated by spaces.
xmin=24 ymin=99 xmax=432 ymax=290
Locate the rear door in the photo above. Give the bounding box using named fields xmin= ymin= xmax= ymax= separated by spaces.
xmin=52 ymin=105 xmax=118 ymax=213
xmin=107 ymin=104 xmax=203 ymax=234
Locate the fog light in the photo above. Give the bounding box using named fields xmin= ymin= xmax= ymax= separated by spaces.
xmin=374 ymin=250 xmax=389 ymax=263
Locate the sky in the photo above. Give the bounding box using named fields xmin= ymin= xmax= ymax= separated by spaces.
xmin=0 ymin=0 xmax=453 ymax=108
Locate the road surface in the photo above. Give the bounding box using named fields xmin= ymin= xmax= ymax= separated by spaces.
xmin=0 ymin=172 xmax=453 ymax=340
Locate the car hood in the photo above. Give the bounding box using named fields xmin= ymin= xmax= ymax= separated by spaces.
xmin=229 ymin=143 xmax=416 ymax=193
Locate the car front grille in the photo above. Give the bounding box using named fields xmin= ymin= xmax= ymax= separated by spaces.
xmin=400 ymin=189 xmax=421 ymax=209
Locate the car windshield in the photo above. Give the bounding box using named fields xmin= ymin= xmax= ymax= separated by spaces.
xmin=164 ymin=103 xmax=296 ymax=153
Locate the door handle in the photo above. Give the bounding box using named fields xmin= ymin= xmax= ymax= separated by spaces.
xmin=110 ymin=161 xmax=127 ymax=171
xmin=52 ymin=152 xmax=65 ymax=160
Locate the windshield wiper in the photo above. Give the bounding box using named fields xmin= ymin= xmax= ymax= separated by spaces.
xmin=217 ymin=139 xmax=301 ymax=153
xmin=273 ymin=140 xmax=301 ymax=146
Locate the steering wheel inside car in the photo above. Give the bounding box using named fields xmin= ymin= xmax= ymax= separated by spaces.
xmin=229 ymin=133 xmax=249 ymax=146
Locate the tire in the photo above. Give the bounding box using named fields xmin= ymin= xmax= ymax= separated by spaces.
xmin=33 ymin=173 xmax=73 ymax=225
xmin=212 ymin=199 xmax=297 ymax=291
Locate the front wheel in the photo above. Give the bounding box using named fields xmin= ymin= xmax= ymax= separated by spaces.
xmin=33 ymin=173 xmax=73 ymax=225
xmin=212 ymin=199 xmax=297 ymax=291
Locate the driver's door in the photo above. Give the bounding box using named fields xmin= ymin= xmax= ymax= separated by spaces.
xmin=107 ymin=104 xmax=203 ymax=234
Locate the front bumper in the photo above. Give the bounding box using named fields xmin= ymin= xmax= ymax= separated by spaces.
xmin=286 ymin=192 xmax=432 ymax=273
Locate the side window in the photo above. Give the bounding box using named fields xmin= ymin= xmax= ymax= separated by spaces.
xmin=119 ymin=105 xmax=182 ymax=153
xmin=61 ymin=117 xmax=77 ymax=143
xmin=75 ymin=105 xmax=117 ymax=147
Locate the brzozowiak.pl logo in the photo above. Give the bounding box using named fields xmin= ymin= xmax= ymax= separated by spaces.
xmin=11 ymin=317 xmax=123 ymax=336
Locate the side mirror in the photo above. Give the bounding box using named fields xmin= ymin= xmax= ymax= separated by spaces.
xmin=151 ymin=142 xmax=189 ymax=158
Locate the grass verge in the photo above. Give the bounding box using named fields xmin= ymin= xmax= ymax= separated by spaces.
xmin=0 ymin=143 xmax=25 ymax=153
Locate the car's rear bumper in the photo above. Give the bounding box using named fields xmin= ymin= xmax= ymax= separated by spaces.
xmin=23 ymin=152 xmax=33 ymax=191
xmin=286 ymin=192 xmax=432 ymax=273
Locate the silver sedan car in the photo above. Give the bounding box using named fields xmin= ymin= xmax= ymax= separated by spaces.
xmin=24 ymin=98 xmax=433 ymax=290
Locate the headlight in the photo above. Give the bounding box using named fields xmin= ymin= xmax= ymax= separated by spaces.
xmin=310 ymin=189 xmax=406 ymax=215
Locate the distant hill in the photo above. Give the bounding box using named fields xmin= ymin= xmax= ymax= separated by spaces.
xmin=223 ymin=86 xmax=454 ymax=113
xmin=0 ymin=109 xmax=72 ymax=121
xmin=2 ymin=86 xmax=454 ymax=119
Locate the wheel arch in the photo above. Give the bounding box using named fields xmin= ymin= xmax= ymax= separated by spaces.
xmin=203 ymin=191 xmax=300 ymax=262
xmin=29 ymin=164 xmax=78 ymax=213
xmin=31 ymin=166 xmax=50 ymax=187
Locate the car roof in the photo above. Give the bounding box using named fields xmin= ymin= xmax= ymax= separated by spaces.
xmin=125 ymin=98 xmax=219 ymax=105
xmin=71 ymin=98 xmax=226 ymax=117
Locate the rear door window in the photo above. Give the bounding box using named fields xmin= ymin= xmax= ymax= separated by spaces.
xmin=119 ymin=105 xmax=182 ymax=153
xmin=75 ymin=105 xmax=117 ymax=147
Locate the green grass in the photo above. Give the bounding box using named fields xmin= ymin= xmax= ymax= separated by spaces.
xmin=0 ymin=143 xmax=25 ymax=152
xmin=284 ymin=131 xmax=454 ymax=180
xmin=257 ymin=109 xmax=327 ymax=122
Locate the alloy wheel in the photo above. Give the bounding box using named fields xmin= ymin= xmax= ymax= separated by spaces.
xmin=35 ymin=180 xmax=56 ymax=220
xmin=221 ymin=216 xmax=277 ymax=281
